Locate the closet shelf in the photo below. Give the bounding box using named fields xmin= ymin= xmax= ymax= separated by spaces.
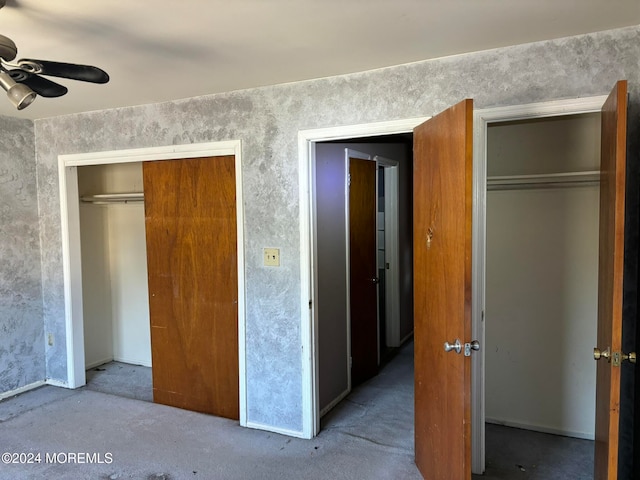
xmin=80 ymin=193 xmax=144 ymax=204
xmin=487 ymin=171 xmax=600 ymax=191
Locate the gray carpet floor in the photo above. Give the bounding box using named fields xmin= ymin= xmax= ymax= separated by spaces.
xmin=0 ymin=341 xmax=594 ymax=479
xmin=85 ymin=360 xmax=153 ymax=402
xmin=476 ymin=423 xmax=593 ymax=480
xmin=0 ymin=344 xmax=420 ymax=480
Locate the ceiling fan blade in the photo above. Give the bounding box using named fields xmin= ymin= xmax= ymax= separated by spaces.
xmin=9 ymin=69 xmax=68 ymax=97
xmin=17 ymin=59 xmax=109 ymax=84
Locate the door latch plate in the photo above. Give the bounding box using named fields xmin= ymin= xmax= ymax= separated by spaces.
xmin=464 ymin=341 xmax=480 ymax=357
xmin=613 ymin=351 xmax=621 ymax=367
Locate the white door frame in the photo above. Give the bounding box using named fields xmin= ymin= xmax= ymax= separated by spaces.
xmin=470 ymin=95 xmax=608 ymax=473
xmin=298 ymin=118 xmax=427 ymax=438
xmin=373 ymin=156 xmax=402 ymax=348
xmin=57 ymin=141 xmax=248 ymax=427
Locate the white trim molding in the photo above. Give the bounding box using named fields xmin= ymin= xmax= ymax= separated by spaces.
xmin=471 ymin=95 xmax=607 ymax=474
xmin=60 ymin=141 xmax=241 ymax=166
xmin=0 ymin=381 xmax=46 ymax=401
xmin=245 ymin=422 xmax=310 ymax=439
xmin=58 ymin=141 xmax=248 ymax=427
xmin=485 ymin=417 xmax=595 ymax=441
xmin=319 ymin=388 xmax=351 ymax=418
xmin=45 ymin=378 xmax=70 ymax=388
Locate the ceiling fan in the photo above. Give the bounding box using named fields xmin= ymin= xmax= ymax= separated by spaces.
xmin=0 ymin=0 xmax=109 ymax=110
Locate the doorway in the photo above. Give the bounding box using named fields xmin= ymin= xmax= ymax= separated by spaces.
xmin=471 ymin=95 xmax=612 ymax=475
xmin=482 ymin=112 xmax=601 ymax=476
xmin=311 ymin=135 xmax=414 ymax=425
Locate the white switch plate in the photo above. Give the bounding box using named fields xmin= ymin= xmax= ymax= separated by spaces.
xmin=264 ymin=248 xmax=280 ymax=267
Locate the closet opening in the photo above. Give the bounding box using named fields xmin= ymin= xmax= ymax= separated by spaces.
xmin=483 ymin=112 xmax=601 ymax=476
xmin=78 ymin=162 xmax=153 ymax=403
xmin=61 ymin=142 xmax=246 ymax=423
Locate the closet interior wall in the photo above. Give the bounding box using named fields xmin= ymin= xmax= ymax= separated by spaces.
xmin=485 ymin=113 xmax=601 ymax=440
xmin=78 ymin=162 xmax=152 ymax=369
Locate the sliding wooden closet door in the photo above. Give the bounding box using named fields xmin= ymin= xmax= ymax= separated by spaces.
xmin=143 ymin=155 xmax=239 ymax=420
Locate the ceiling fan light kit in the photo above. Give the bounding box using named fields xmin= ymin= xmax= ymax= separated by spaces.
xmin=0 ymin=69 xmax=35 ymax=109
xmin=0 ymin=15 xmax=109 ymax=110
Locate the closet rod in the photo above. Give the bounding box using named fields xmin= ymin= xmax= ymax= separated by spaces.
xmin=487 ymin=171 xmax=600 ymax=191
xmin=80 ymin=193 xmax=144 ymax=204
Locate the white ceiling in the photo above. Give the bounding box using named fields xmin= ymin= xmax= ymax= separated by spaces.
xmin=0 ymin=0 xmax=638 ymax=120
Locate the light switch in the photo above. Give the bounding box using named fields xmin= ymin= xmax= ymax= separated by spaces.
xmin=264 ymin=248 xmax=280 ymax=267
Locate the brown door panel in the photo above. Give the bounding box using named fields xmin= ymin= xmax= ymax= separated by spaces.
xmin=413 ymin=99 xmax=473 ymax=479
xmin=594 ymin=80 xmax=628 ymax=480
xmin=143 ymin=155 xmax=239 ymax=420
xmin=349 ymin=157 xmax=379 ymax=386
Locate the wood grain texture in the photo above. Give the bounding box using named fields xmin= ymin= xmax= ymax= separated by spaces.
xmin=143 ymin=155 xmax=239 ymax=420
xmin=349 ymin=157 xmax=379 ymax=386
xmin=594 ymin=81 xmax=627 ymax=480
xmin=413 ymin=99 xmax=473 ymax=479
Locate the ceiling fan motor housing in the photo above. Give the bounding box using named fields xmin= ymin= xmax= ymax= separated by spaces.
xmin=0 ymin=34 xmax=17 ymax=61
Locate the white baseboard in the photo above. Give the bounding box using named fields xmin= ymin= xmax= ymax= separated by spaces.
xmin=85 ymin=357 xmax=152 ymax=370
xmin=245 ymin=421 xmax=308 ymax=439
xmin=320 ymin=388 xmax=350 ymax=418
xmin=45 ymin=378 xmax=70 ymax=388
xmin=399 ymin=331 xmax=414 ymax=345
xmin=85 ymin=358 xmax=114 ymax=370
xmin=0 ymin=380 xmax=46 ymax=401
xmin=485 ymin=417 xmax=594 ymax=441
xmin=113 ymin=356 xmax=152 ymax=368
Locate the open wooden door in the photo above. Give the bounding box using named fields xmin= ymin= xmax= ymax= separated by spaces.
xmin=413 ymin=99 xmax=474 ymax=479
xmin=143 ymin=155 xmax=239 ymax=420
xmin=349 ymin=154 xmax=379 ymax=386
xmin=593 ymin=80 xmax=629 ymax=480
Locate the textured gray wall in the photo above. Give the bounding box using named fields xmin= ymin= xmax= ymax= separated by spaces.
xmin=0 ymin=115 xmax=44 ymax=393
xmin=32 ymin=26 xmax=640 ymax=434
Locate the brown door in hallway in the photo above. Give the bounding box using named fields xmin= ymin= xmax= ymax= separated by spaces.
xmin=413 ymin=99 xmax=473 ymax=479
xmin=349 ymin=156 xmax=379 ymax=386
xmin=593 ymin=80 xmax=628 ymax=480
xmin=143 ymin=155 xmax=239 ymax=420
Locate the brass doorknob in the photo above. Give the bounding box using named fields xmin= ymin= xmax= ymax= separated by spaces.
xmin=622 ymin=352 xmax=636 ymax=364
xmin=594 ymin=347 xmax=611 ymax=361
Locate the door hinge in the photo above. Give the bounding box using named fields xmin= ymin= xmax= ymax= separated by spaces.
xmin=349 ymin=356 xmax=353 ymax=368
xmin=347 ymin=173 xmax=351 ymax=187
xmin=308 ymin=300 xmax=312 ymax=309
